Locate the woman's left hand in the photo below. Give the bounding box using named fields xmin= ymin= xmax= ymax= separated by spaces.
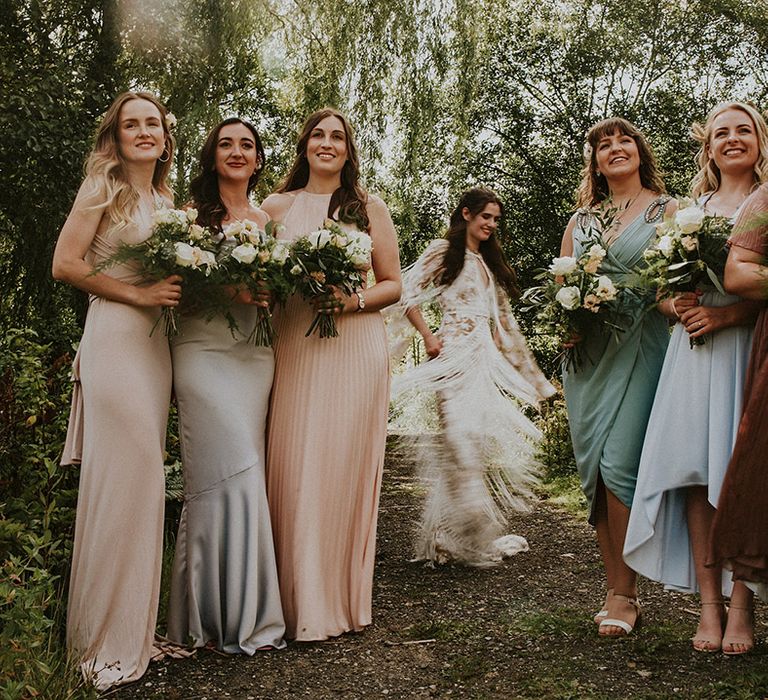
xmin=680 ymin=304 xmax=731 ymax=339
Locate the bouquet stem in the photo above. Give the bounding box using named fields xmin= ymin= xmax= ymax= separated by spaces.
xmin=248 ymin=307 xmax=276 ymax=347
xmin=305 ymin=313 xmax=339 ymax=338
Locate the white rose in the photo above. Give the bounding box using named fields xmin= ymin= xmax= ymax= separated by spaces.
xmin=153 ymin=208 xmax=174 ymax=226
xmin=258 ymin=250 xmax=271 ymax=263
xmin=188 ymin=224 xmax=206 ymax=241
xmin=349 ymin=233 xmax=372 ymax=253
xmin=675 ymin=206 xmax=705 ymax=234
xmin=231 ymin=243 xmax=257 ymax=264
xmin=594 ymin=275 xmax=617 ymax=301
xmin=587 ymin=244 xmax=606 ymax=259
xmin=271 ymin=242 xmax=290 ymax=264
xmin=194 ymin=249 xmax=217 ymax=274
xmin=174 ymin=242 xmax=196 ymax=267
xmin=224 ymin=221 xmax=244 ymax=240
xmin=186 ymin=208 xmax=198 ymax=223
xmin=555 ymin=286 xmax=581 ymax=310
xmin=290 ymin=264 xmax=302 ymax=276
xmin=549 ymin=256 xmax=578 ymax=276
xmin=331 ymin=234 xmax=349 ymax=248
xmin=350 ymin=251 xmax=371 ymax=267
xmin=656 ymin=235 xmax=675 ymax=258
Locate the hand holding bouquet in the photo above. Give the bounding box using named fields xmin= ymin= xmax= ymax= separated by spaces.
xmin=96 ymin=207 xmax=219 ymax=336
xmin=640 ymin=199 xmax=732 ymax=346
xmin=521 ymin=234 xmax=636 ymax=370
xmin=289 ymin=219 xmax=372 ymax=338
xmin=217 ymin=219 xmax=292 ymax=346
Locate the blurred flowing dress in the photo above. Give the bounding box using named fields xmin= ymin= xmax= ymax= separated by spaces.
xmin=710 ymin=184 xmax=768 ymax=592
xmin=62 ymin=203 xmax=171 ymax=690
xmin=266 ymin=191 xmax=390 ymax=640
xmin=563 ymin=201 xmax=670 ymax=522
xmin=167 ymin=305 xmax=285 ymax=652
xmin=624 ymin=202 xmax=752 ymax=594
xmin=389 ymin=239 xmax=555 ymax=566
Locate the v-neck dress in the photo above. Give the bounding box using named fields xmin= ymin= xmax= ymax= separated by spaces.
xmin=390 ymin=240 xmax=555 ymax=566
xmin=562 ymin=200 xmax=670 ymax=522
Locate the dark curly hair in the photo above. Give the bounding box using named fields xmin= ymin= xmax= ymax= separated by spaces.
xmin=440 ymin=188 xmax=519 ymax=299
xmin=189 ymin=117 xmax=265 ymax=231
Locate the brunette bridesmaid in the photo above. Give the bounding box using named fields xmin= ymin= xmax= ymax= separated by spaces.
xmin=262 ymin=108 xmax=401 ymax=641
xmin=560 ymin=118 xmax=676 ymax=637
xmin=167 ymin=118 xmax=285 ymax=653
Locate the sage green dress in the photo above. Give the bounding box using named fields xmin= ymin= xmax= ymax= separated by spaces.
xmin=563 ymin=201 xmax=670 ymax=522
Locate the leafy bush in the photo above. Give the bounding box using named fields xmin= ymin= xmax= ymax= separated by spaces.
xmin=0 ymin=327 xmax=94 ymax=698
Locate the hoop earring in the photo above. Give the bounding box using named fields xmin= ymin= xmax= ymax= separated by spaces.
xmin=158 ymin=147 xmax=170 ymax=163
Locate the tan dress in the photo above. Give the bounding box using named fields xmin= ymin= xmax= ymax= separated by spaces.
xmin=266 ymin=191 xmax=390 ymax=641
xmin=62 ymin=205 xmax=172 ymax=690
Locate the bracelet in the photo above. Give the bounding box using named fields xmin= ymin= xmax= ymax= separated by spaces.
xmin=670 ymin=298 xmax=680 ymax=319
xmin=355 ymin=290 xmax=366 ymax=312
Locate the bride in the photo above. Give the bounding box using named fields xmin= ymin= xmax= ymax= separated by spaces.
xmin=390 ymin=187 xmax=555 ymax=567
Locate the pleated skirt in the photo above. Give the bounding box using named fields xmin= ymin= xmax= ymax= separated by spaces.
xmin=266 ymin=294 xmax=389 ymax=641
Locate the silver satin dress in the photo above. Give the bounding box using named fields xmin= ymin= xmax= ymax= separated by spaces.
xmin=167 ymin=305 xmax=286 ymax=652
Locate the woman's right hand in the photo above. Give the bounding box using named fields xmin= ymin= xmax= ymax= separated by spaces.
xmin=423 ymin=332 xmax=443 ymax=358
xmin=659 ymin=291 xmax=699 ymax=320
xmin=134 ymin=275 xmax=183 ymax=307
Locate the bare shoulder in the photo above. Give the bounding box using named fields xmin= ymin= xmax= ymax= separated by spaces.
xmin=261 ymin=192 xmax=296 ymax=222
xmin=366 ymin=192 xmax=389 ymax=212
xmin=251 ymin=207 xmax=270 ymax=227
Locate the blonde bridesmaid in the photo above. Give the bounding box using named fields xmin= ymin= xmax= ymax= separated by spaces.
xmin=53 ymin=92 xmax=180 ymax=689
xmin=262 ymin=108 xmax=401 ymax=641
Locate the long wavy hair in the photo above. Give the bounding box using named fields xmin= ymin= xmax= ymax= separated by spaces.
xmin=575 ymin=117 xmax=665 ymax=209
xmin=690 ymin=102 xmax=768 ymax=199
xmin=83 ymin=91 xmax=175 ymax=227
xmin=439 ymin=188 xmax=519 ymax=299
xmin=189 ymin=117 xmax=266 ymax=231
xmin=276 ymin=108 xmax=369 ymax=229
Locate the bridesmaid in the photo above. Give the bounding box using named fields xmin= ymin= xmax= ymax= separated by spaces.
xmin=624 ymin=102 xmax=767 ymax=652
xmin=52 ymin=92 xmax=180 ymax=689
xmin=262 ymin=108 xmax=401 ymax=641
xmin=166 ymin=118 xmax=285 ymax=652
xmin=561 ymin=117 xmax=675 ymax=637
xmin=709 ymin=181 xmax=768 ymax=654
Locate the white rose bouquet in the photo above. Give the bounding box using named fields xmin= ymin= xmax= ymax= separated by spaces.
xmin=640 ymin=199 xmax=732 ymax=345
xmin=288 ymin=219 xmax=372 ymax=338
xmin=96 ymin=206 xmax=219 ymax=336
xmin=216 ymin=219 xmax=293 ymax=346
xmin=521 ymin=234 xmax=635 ymax=370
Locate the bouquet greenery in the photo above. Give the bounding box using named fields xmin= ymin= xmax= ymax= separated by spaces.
xmin=96 ymin=207 xmax=219 ymax=336
xmin=288 ymin=219 xmax=372 ymax=338
xmin=217 ymin=219 xmax=293 ymax=346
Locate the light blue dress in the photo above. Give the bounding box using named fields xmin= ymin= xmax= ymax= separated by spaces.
xmin=563 ymin=201 xmax=670 ymax=522
xmin=624 ymin=208 xmax=753 ymax=594
xmin=167 ymin=306 xmax=286 ymax=652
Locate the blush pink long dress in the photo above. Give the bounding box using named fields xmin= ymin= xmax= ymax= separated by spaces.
xmin=62 ymin=202 xmax=171 ymax=690
xmin=266 ymin=190 xmax=390 ymax=641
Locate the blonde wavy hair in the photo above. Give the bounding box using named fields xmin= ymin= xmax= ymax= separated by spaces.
xmin=690 ymin=101 xmax=768 ymax=199
xmin=575 ymin=117 xmax=666 ymax=209
xmin=83 ymin=91 xmax=175 ymax=227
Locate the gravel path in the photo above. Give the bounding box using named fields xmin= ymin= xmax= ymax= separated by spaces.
xmin=111 ymin=447 xmax=768 ymax=699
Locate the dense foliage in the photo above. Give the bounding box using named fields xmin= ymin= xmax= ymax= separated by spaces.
xmin=1 ymin=0 xmax=767 ymax=694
